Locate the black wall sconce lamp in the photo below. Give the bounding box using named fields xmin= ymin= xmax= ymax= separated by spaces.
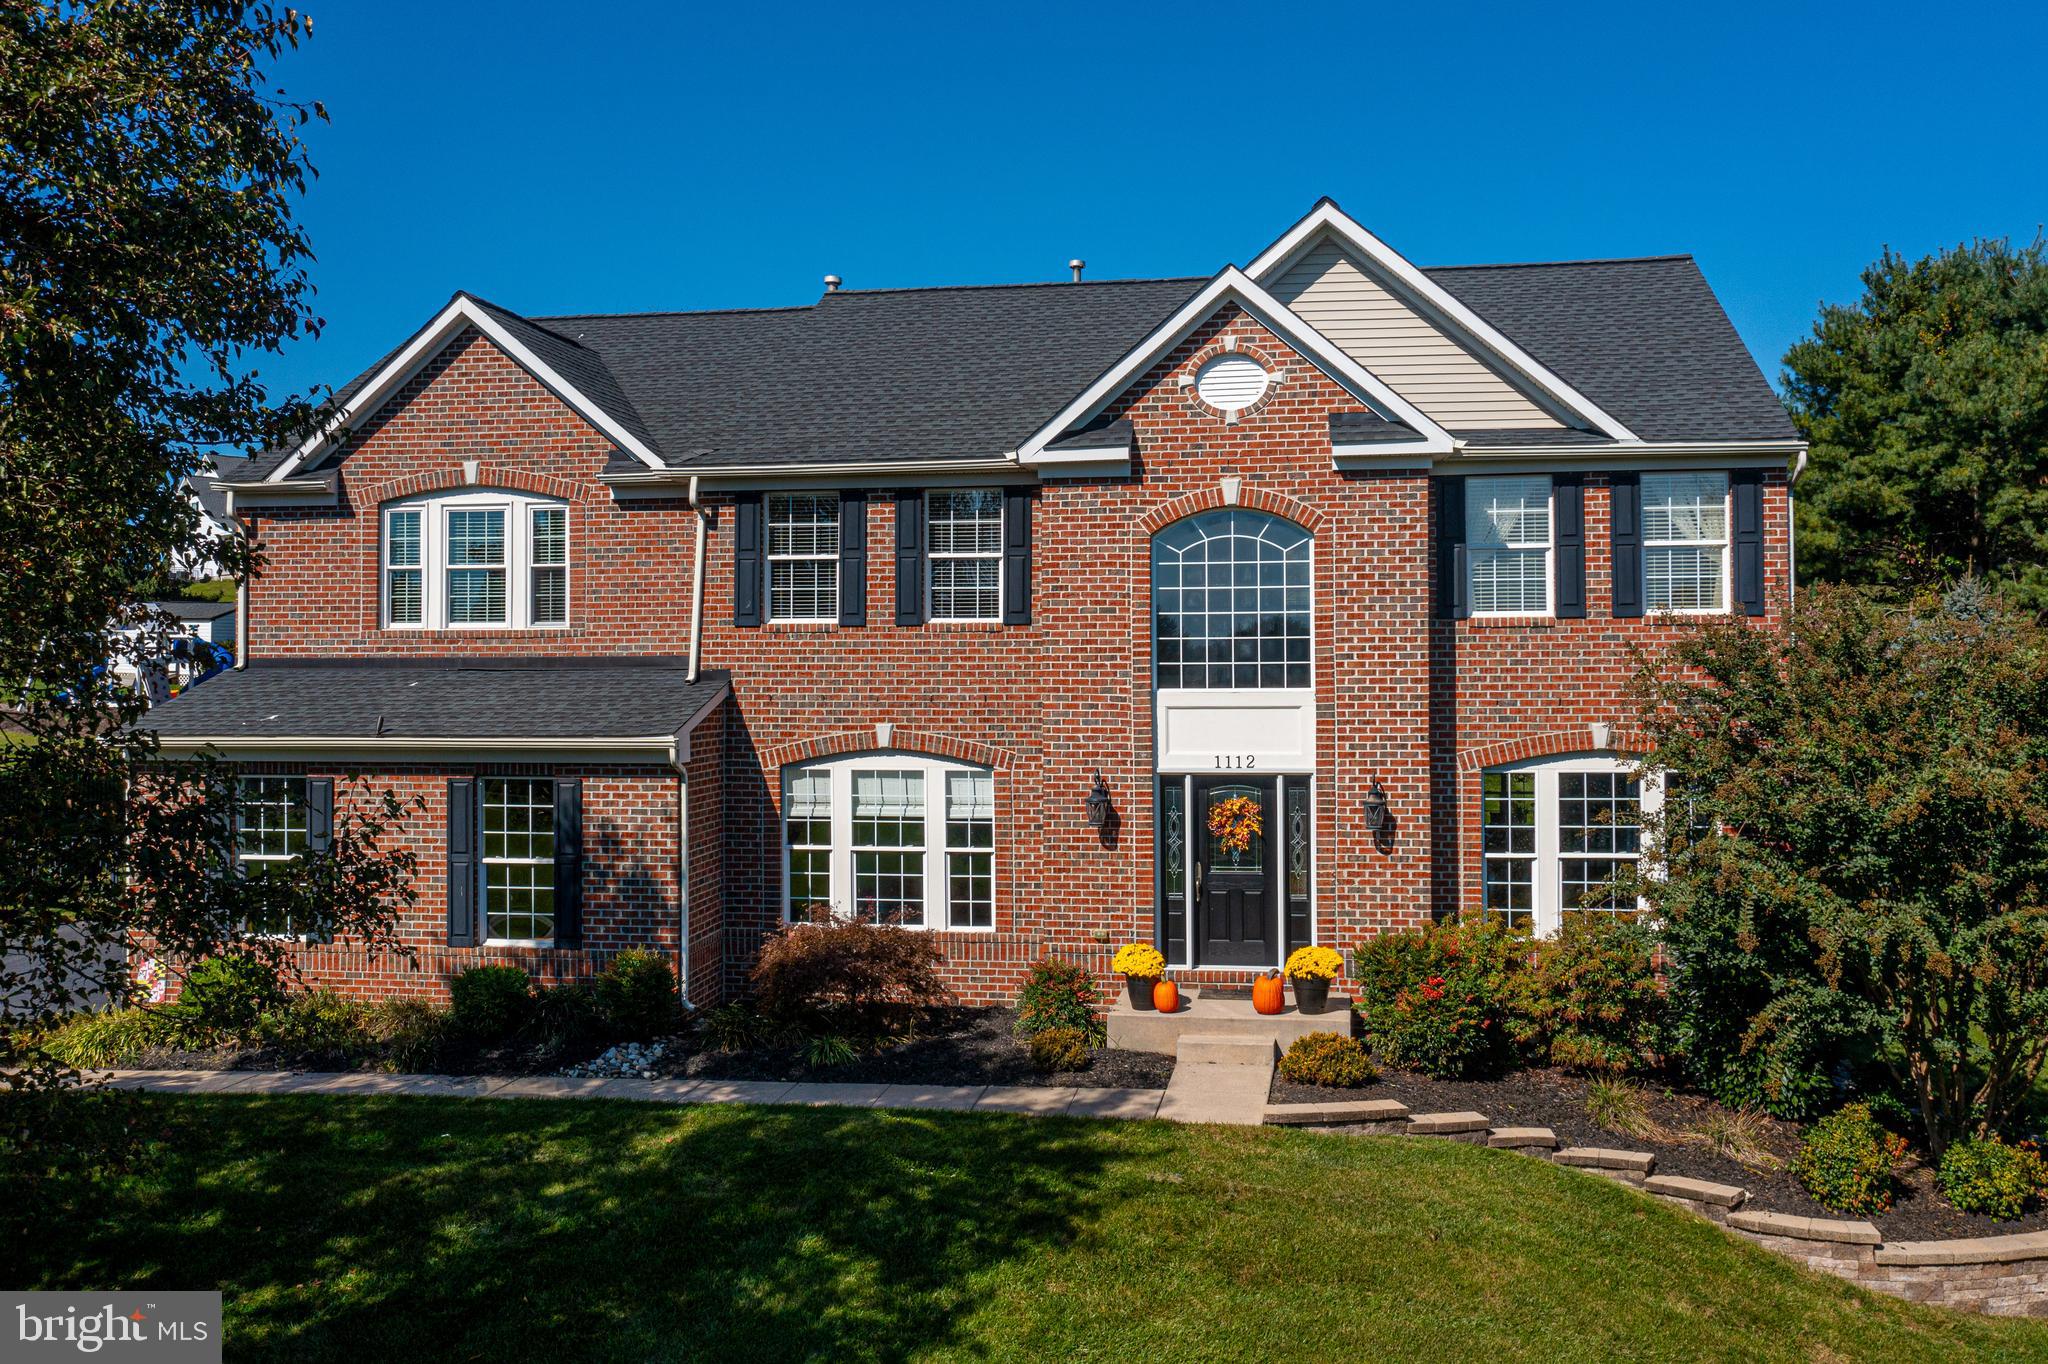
xmin=1362 ymin=779 xmax=1390 ymax=834
xmin=1085 ymin=771 xmax=1114 ymax=829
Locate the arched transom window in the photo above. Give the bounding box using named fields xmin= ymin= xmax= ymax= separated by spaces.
xmin=1152 ymin=510 xmax=1312 ymax=690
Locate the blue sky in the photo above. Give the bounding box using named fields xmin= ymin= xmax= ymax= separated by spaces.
xmin=261 ymin=0 xmax=2048 ymax=404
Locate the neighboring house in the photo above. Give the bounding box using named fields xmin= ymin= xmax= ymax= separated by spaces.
xmin=112 ymin=598 xmax=235 ymax=706
xmin=141 ymin=199 xmax=1802 ymax=1005
xmin=172 ymin=454 xmax=249 ymax=581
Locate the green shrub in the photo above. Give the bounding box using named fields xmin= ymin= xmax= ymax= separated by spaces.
xmin=1277 ymin=1032 xmax=1376 ymax=1088
xmin=1585 ymin=1077 xmax=1663 ymax=1141
xmin=699 ymin=1002 xmax=760 ymax=1053
xmin=1937 ymin=1137 xmax=2045 ymax=1220
xmin=803 ymin=1034 xmax=857 ymax=1068
xmin=37 ymin=1007 xmax=210 ymax=1068
xmin=369 ymin=999 xmax=451 ymax=1072
xmin=1014 ymin=956 xmax=1103 ymax=1043
xmin=181 ymin=952 xmax=286 ymax=1034
xmin=448 ymin=965 xmax=532 ymax=1040
xmin=1505 ymin=916 xmax=1664 ymax=1075
xmin=1351 ymin=915 xmax=1523 ymax=1078
xmin=254 ymin=991 xmax=371 ymax=1059
xmin=1793 ymin=1103 xmax=1906 ymax=1214
xmin=595 ymin=950 xmax=679 ymax=1040
xmin=1027 ymin=1026 xmax=1092 ymax=1073
xmin=529 ymin=985 xmax=603 ymax=1052
xmin=750 ymin=915 xmax=948 ymax=1033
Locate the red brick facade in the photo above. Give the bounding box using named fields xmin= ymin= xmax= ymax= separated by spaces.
xmin=220 ymin=299 xmax=1792 ymax=1009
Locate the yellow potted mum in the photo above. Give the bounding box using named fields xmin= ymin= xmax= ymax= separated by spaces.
xmin=1284 ymin=945 xmax=1344 ymax=1015
xmin=1111 ymin=942 xmax=1167 ymax=1010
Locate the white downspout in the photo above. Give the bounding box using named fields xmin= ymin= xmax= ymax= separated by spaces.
xmin=675 ymin=752 xmax=692 ymax=1007
xmin=226 ymin=489 xmax=249 ymax=670
xmin=1788 ymin=449 xmax=1809 ymax=606
xmin=686 ymin=476 xmax=706 ymax=683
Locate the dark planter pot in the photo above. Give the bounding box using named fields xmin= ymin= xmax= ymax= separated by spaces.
xmin=1292 ymin=976 xmax=1332 ymax=1015
xmin=1125 ymin=975 xmax=1160 ymax=1010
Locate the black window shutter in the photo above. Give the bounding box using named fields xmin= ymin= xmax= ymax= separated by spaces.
xmin=1733 ymin=469 xmax=1765 ymax=616
xmin=894 ymin=490 xmax=925 ymax=626
xmin=733 ymin=493 xmax=763 ymax=627
xmin=553 ymin=778 xmax=583 ymax=949
xmin=1002 ymin=486 xmax=1032 ymax=625
xmin=838 ymin=490 xmax=868 ymax=627
xmin=1610 ymin=473 xmax=1643 ymax=618
xmin=305 ymin=777 xmax=335 ymax=942
xmin=446 ymin=778 xmax=476 ymax=947
xmin=1435 ymin=476 xmax=1469 ymax=621
xmin=1553 ymin=474 xmax=1586 ymax=619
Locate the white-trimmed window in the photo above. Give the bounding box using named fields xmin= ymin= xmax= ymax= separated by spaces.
xmin=1151 ymin=509 xmax=1313 ymax=690
xmin=381 ymin=490 xmax=570 ymax=630
xmin=481 ymin=777 xmax=555 ymax=944
xmin=767 ymin=492 xmax=839 ymax=621
xmin=1643 ymin=472 xmax=1729 ymax=612
xmin=780 ymin=753 xmax=996 ymax=931
xmin=1468 ymin=475 xmax=1551 ymax=616
xmin=236 ymin=775 xmax=308 ymax=936
xmin=927 ymin=489 xmax=1002 ymax=621
xmin=1479 ymin=753 xmax=1657 ymax=936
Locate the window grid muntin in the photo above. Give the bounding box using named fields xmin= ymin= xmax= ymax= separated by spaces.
xmin=767 ymin=493 xmax=840 ymax=621
xmin=1152 ymin=510 xmax=1312 ymax=690
xmin=385 ymin=509 xmax=423 ymax=626
xmin=1643 ymin=472 xmax=1729 ymax=612
xmin=1467 ymin=475 xmax=1552 ymax=616
xmin=1558 ymin=770 xmax=1641 ymax=913
xmin=1481 ymin=771 xmax=1536 ymax=929
xmin=481 ymin=777 xmax=555 ymax=943
xmin=530 ymin=505 xmax=568 ymax=625
xmin=236 ymin=775 xmax=308 ymax=863
xmin=853 ymin=769 xmax=925 ymax=926
xmin=927 ymin=489 xmax=1003 ymax=621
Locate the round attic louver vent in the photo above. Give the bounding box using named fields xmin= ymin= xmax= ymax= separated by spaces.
xmin=1194 ymin=353 xmax=1271 ymax=411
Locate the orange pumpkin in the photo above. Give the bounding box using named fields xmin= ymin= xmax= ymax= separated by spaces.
xmin=1251 ymin=971 xmax=1286 ymax=1015
xmin=1152 ymin=978 xmax=1180 ymax=1013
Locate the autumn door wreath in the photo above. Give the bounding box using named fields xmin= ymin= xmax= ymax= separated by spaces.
xmin=1207 ymin=794 xmax=1263 ymax=862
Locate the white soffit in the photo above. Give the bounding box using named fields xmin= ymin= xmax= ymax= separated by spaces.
xmin=1246 ymin=202 xmax=1641 ymax=444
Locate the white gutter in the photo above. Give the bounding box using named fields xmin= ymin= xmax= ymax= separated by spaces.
xmin=686 ymin=475 xmax=705 ymax=684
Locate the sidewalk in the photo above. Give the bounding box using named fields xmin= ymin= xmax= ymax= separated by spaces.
xmin=88 ymin=1067 xmax=1195 ymax=1121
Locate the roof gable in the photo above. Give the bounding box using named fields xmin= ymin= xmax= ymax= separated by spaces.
xmin=1248 ymin=201 xmax=1639 ymax=442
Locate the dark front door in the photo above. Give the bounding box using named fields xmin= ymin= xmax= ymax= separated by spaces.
xmin=1194 ymin=777 xmax=1276 ymax=967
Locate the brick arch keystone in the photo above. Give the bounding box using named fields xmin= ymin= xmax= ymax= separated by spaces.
xmin=356 ymin=464 xmax=585 ymax=509
xmin=760 ymin=728 xmax=1019 ymax=773
xmin=1457 ymin=726 xmax=1653 ymax=773
xmin=1137 ymin=483 xmax=1327 ymax=537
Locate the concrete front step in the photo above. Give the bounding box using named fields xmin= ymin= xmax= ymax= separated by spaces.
xmin=1108 ymin=987 xmax=1350 ymax=1056
xmin=1175 ymin=1033 xmax=1277 ymax=1067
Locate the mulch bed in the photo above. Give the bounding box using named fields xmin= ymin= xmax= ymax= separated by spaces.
xmin=1273 ymin=1064 xmax=2048 ymax=1243
xmin=129 ymin=1035 xmax=611 ymax=1078
xmin=667 ymin=1007 xmax=1174 ymax=1091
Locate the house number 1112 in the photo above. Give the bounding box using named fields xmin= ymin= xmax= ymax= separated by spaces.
xmin=1213 ymin=755 xmax=1256 ymax=769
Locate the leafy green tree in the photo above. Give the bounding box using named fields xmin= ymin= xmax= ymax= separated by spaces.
xmin=1634 ymin=581 xmax=2048 ymax=1154
xmin=1786 ymin=238 xmax=2048 ymax=607
xmin=0 ymin=1 xmax=418 ymax=1197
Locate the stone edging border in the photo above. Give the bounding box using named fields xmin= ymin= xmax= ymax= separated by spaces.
xmin=1263 ymin=1099 xmax=2048 ymax=1319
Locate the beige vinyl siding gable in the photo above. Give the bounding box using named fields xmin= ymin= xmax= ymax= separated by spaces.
xmin=1271 ymin=240 xmax=1566 ymax=431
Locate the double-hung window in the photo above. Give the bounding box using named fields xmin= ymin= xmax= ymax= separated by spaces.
xmin=1467 ymin=475 xmax=1552 ymax=615
xmin=1642 ymin=472 xmax=1729 ymax=612
xmin=1479 ymin=755 xmax=1655 ymax=935
xmin=480 ymin=777 xmax=555 ymax=944
xmin=381 ymin=491 xmax=570 ymax=630
xmin=236 ymin=775 xmax=308 ymax=935
xmin=927 ymin=490 xmax=1003 ymax=621
xmin=781 ymin=755 xmax=996 ymax=930
xmin=766 ymin=493 xmax=839 ymax=621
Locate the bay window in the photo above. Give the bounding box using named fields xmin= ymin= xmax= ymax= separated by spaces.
xmin=381 ymin=491 xmax=570 ymax=629
xmin=781 ymin=754 xmax=995 ymax=930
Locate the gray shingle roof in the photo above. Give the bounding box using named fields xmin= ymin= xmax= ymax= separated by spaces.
xmin=143 ymin=598 xmax=236 ymax=623
xmin=240 ymin=251 xmax=1790 ymax=479
xmin=1329 ymin=411 xmax=1426 ymax=444
xmin=142 ymin=658 xmax=729 ymax=742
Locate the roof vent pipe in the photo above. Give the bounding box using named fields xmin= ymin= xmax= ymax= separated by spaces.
xmin=823 ymin=274 xmax=842 ymax=293
xmin=1068 ymin=259 xmax=1085 ymax=283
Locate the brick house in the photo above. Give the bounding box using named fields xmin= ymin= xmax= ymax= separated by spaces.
xmin=144 ymin=199 xmax=1801 ymax=1006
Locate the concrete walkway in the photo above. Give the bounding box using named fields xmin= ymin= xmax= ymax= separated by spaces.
xmin=87 ymin=1067 xmax=1216 ymax=1122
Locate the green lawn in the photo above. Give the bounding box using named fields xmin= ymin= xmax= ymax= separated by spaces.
xmin=18 ymin=1096 xmax=2048 ymax=1363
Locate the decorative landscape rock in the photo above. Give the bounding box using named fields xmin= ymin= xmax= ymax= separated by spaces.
xmin=563 ymin=1039 xmax=676 ymax=1079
